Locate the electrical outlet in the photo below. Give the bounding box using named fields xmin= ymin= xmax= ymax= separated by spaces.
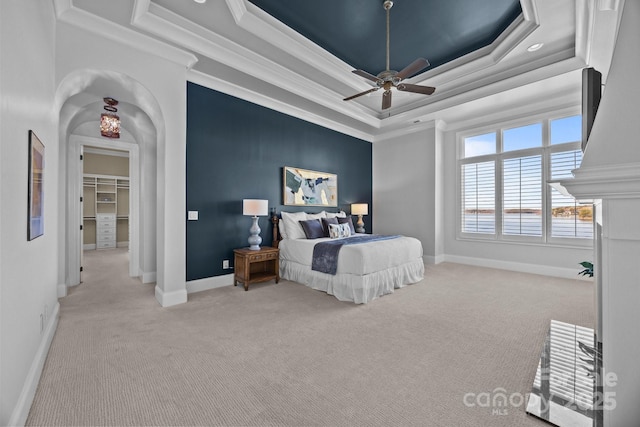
xmin=222 ymin=259 xmax=230 ymax=269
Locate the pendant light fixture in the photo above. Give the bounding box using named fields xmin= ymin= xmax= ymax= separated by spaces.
xmin=100 ymin=97 xmax=121 ymax=138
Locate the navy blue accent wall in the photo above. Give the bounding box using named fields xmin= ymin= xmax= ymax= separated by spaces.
xmin=186 ymin=82 xmax=372 ymax=281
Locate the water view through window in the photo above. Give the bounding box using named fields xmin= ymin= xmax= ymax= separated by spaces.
xmin=463 ymin=213 xmax=593 ymax=238
xmin=461 ymin=115 xmax=593 ymax=240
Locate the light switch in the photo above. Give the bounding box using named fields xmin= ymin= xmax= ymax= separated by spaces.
xmin=188 ymin=211 xmax=199 ymax=221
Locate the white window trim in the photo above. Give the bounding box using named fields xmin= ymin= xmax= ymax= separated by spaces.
xmin=456 ymin=110 xmax=593 ymax=249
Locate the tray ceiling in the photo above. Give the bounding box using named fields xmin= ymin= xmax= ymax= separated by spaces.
xmin=58 ymin=0 xmax=623 ymax=141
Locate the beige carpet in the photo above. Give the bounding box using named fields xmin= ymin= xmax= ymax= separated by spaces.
xmin=26 ymin=248 xmax=594 ymax=426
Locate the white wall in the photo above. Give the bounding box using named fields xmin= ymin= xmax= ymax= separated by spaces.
xmin=0 ymin=2 xmax=194 ymax=421
xmin=55 ymin=21 xmax=190 ymax=305
xmin=0 ymin=1 xmax=60 ymax=425
xmin=373 ymin=123 xmax=444 ymax=264
xmin=373 ymin=112 xmax=593 ymax=277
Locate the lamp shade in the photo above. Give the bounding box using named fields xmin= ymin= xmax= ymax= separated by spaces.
xmin=351 ymin=203 xmax=368 ymax=216
xmin=243 ymin=199 xmax=268 ymax=216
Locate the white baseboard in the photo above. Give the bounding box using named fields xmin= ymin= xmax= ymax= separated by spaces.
xmin=443 ymin=254 xmax=590 ymax=280
xmin=186 ymin=273 xmax=234 ymax=294
xmin=154 ymin=285 xmax=187 ymax=307
xmin=9 ymin=301 xmax=60 ymax=426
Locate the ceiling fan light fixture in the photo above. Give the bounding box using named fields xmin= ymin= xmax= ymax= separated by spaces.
xmin=343 ymin=0 xmax=435 ymax=110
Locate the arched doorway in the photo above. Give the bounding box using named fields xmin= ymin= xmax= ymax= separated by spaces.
xmin=55 ymin=69 xmax=162 ymax=294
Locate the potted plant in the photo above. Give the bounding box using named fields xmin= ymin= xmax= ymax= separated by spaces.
xmin=578 ymin=261 xmax=594 ymax=278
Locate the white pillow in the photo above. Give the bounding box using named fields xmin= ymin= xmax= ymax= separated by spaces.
xmin=280 ymin=211 xmax=308 ymax=240
xmin=324 ymin=210 xmax=346 ymax=218
xmin=307 ymin=211 xmax=326 ymax=220
xmin=328 ymin=223 xmax=352 ymax=239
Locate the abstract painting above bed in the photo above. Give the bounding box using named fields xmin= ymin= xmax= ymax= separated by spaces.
xmin=283 ymin=166 xmax=337 ymax=207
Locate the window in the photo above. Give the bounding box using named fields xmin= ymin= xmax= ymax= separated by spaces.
xmin=503 ymin=123 xmax=542 ymax=152
xmin=550 ymin=150 xmax=592 ymax=238
xmin=460 ymin=115 xmax=592 ymax=243
xmin=464 ymin=132 xmax=496 ymax=157
xmin=503 ymin=155 xmax=542 ymax=236
xmin=462 ymin=161 xmax=495 ymax=234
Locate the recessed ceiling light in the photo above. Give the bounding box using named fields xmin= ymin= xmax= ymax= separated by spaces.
xmin=527 ymin=43 xmax=544 ymax=52
xmin=193 ymin=0 xmax=206 ymax=3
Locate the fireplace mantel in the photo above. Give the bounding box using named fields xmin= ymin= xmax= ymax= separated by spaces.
xmin=560 ymin=163 xmax=640 ymax=201
xmin=560 ymin=160 xmax=640 ymax=427
xmin=558 ymin=1 xmax=640 ymax=425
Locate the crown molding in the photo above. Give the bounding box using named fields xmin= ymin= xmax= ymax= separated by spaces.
xmin=227 ymin=0 xmax=371 ymax=89
xmin=374 ymin=53 xmax=584 ymax=138
xmin=373 ymin=119 xmax=439 ymax=144
xmin=226 ymin=0 xmax=544 ymax=119
xmin=381 ymin=44 xmax=579 ymax=122
xmin=130 ymin=0 xmax=574 ymax=131
xmin=224 ymin=0 xmax=247 ymax=22
xmin=414 ymin=13 xmax=536 ymax=89
xmin=187 ymin=69 xmax=374 ymax=143
xmin=53 ymin=0 xmax=197 ymax=68
xmin=575 ymin=0 xmax=624 ymax=74
xmin=131 ymin=0 xmax=380 ymax=128
xmin=575 ymin=0 xmax=595 ymax=64
xmin=60 ymin=0 xmax=615 ymax=142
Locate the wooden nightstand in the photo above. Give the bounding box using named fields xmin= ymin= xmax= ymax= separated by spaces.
xmin=233 ymin=246 xmax=280 ymax=291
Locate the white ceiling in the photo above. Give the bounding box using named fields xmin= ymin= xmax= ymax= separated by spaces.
xmin=54 ymin=0 xmax=623 ymax=142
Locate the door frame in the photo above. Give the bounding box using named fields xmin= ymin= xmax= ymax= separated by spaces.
xmin=67 ymin=134 xmax=140 ymax=285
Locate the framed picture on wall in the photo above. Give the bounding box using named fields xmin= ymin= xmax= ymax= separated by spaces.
xmin=283 ymin=166 xmax=337 ymax=207
xmin=28 ymin=130 xmax=45 ymax=240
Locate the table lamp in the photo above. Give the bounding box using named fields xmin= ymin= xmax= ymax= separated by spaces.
xmin=243 ymin=199 xmax=269 ymax=250
xmin=351 ymin=203 xmax=368 ymax=233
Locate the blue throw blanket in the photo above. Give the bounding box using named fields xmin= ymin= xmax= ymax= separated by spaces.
xmin=312 ymin=234 xmax=400 ymax=275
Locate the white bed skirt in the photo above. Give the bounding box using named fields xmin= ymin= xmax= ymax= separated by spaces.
xmin=280 ymin=258 xmax=425 ymax=304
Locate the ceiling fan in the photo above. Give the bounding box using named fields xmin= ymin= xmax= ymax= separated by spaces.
xmin=343 ymin=0 xmax=435 ymax=110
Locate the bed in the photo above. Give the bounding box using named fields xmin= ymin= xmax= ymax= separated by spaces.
xmin=272 ymin=211 xmax=424 ymax=304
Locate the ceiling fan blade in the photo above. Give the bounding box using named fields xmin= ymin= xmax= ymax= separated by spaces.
xmin=396 ymin=58 xmax=430 ymax=80
xmin=382 ymin=90 xmax=392 ymax=110
xmin=397 ymin=83 xmax=436 ymax=95
xmin=343 ymin=87 xmax=380 ymax=101
xmin=352 ymin=69 xmax=381 ymax=83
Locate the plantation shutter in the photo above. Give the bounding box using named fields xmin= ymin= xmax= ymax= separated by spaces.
xmin=550 ymin=150 xmax=593 ymax=238
xmin=461 ymin=161 xmax=495 ymax=234
xmin=502 ymin=155 xmax=542 ymax=236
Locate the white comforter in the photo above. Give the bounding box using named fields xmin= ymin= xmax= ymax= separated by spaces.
xmin=278 ymin=235 xmax=424 ymax=303
xmin=279 ymin=236 xmax=423 ymax=275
